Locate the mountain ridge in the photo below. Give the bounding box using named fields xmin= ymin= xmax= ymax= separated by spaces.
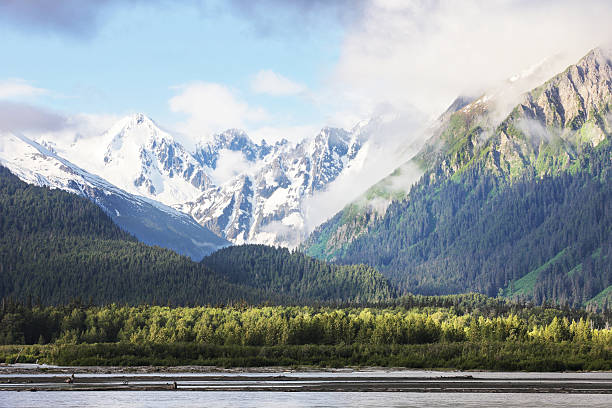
xmin=0 ymin=132 xmax=229 ymax=260
xmin=10 ymin=112 xmax=393 ymax=247
xmin=0 ymin=164 xmax=393 ymax=305
xmin=302 ymin=47 xmax=612 ymax=308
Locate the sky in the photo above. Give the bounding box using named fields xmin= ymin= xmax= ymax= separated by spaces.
xmin=1 ymin=0 xmax=612 ymax=146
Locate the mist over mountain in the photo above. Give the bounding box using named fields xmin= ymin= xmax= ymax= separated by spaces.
xmin=303 ymin=47 xmax=612 ymax=308
xmin=2 ymin=109 xmax=424 ymax=248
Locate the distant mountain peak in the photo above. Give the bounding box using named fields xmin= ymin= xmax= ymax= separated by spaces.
xmin=0 ymin=132 xmax=229 ymax=259
xmin=97 ymin=113 xmax=213 ymax=205
xmin=581 ymin=46 xmax=611 ymax=64
xmin=109 ymin=113 xmax=159 ymax=135
xmin=516 ymin=46 xmax=612 ymax=134
xmin=194 ymin=129 xmax=275 ymax=170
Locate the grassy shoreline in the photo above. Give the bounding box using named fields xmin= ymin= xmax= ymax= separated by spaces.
xmin=2 ymin=341 xmax=610 ymax=372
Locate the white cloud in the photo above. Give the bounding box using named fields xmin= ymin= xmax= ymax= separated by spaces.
xmin=210 ymin=149 xmax=252 ymax=185
xmin=0 ymin=101 xmax=65 ymax=132
xmin=251 ymin=70 xmax=306 ymax=96
xmin=0 ymin=78 xmax=48 ymax=100
xmin=517 ymin=118 xmax=555 ymax=145
xmin=249 ymin=124 xmax=321 ymax=144
xmin=302 ymin=110 xmax=426 ymax=232
xmin=299 ymin=0 xmax=612 ymax=234
xmin=332 ymin=0 xmax=612 ymax=120
xmin=168 ymin=82 xmax=269 ymax=143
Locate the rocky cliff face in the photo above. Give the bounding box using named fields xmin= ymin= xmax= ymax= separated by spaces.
xmin=419 ymin=47 xmax=612 ymax=184
xmin=483 ymin=47 xmax=612 ymax=179
xmin=26 ymin=110 xmax=373 ymax=247
xmin=177 ymin=127 xmax=365 ymax=246
xmin=520 ymin=48 xmax=612 ymax=131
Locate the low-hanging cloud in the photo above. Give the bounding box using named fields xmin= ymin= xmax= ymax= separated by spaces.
xmin=209 ymin=149 xmax=252 ymax=185
xmin=332 ymin=0 xmax=612 ymax=122
xmin=169 ymin=81 xmax=268 ymax=146
xmin=517 ymin=118 xmax=555 ymax=146
xmin=302 ymin=109 xmax=427 ymax=232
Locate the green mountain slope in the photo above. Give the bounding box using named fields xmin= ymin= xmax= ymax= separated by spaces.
xmin=303 ymin=48 xmax=612 ymax=307
xmin=0 ymin=166 xmax=392 ymax=305
xmin=202 ymin=245 xmax=393 ymax=303
xmin=0 ymin=166 xmax=260 ymax=305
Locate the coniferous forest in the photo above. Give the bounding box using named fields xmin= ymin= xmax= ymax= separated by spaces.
xmin=0 ymin=166 xmax=392 ymax=306
xmin=1 ymin=158 xmax=611 ymax=370
xmin=306 ymin=136 xmax=612 ymax=308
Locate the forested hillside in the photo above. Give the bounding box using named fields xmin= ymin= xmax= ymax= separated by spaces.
xmin=309 ymin=141 xmax=611 ymax=305
xmin=0 ymin=166 xmax=261 ymax=305
xmin=0 ymin=166 xmax=392 ymax=305
xmin=202 ymin=245 xmax=393 ymax=303
xmin=304 ymin=48 xmax=612 ymax=308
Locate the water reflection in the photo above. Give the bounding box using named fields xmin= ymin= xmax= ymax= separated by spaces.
xmin=2 ymin=391 xmax=612 ymax=408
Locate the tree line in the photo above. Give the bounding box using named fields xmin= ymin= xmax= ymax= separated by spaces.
xmin=1 ymin=299 xmax=610 ymax=347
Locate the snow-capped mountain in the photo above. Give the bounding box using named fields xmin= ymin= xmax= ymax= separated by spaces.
xmin=103 ymin=114 xmax=212 ymax=203
xmin=193 ymin=128 xmax=276 ymax=169
xmin=50 ymin=113 xmax=380 ymax=247
xmin=0 ymin=132 xmax=229 ymax=260
xmin=6 ymin=110 xmax=414 ymax=248
xmin=177 ymin=127 xmax=365 ymax=247
xmin=52 ymin=114 xmax=212 ymax=207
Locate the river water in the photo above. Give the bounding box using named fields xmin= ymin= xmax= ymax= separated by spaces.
xmin=1 ymin=369 xmax=611 ymax=407
xmin=2 ymin=391 xmax=612 ymax=408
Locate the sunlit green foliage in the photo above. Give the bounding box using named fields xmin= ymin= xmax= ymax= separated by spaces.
xmin=1 ymin=300 xmax=610 ymax=370
xmin=2 ymin=300 xmax=610 ymax=347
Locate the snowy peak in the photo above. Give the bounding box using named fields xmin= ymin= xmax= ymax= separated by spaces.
xmin=103 ymin=113 xmax=164 ymax=164
xmin=8 ymin=108 xmax=382 ymax=248
xmin=0 ymin=131 xmax=229 ymax=259
xmin=103 ymin=113 xmax=175 ymax=165
xmin=194 ymin=129 xmax=275 ymax=169
xmin=180 ymin=124 xmax=373 ymax=247
xmin=297 ymin=127 xmax=358 ymax=193
xmin=99 ymin=113 xmax=212 ymax=205
xmin=313 ymin=127 xmax=353 ymax=157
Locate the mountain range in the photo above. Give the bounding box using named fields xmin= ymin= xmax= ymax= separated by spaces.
xmin=1 ymin=112 xmax=415 ymax=252
xmin=1 ymin=47 xmax=610 ymax=309
xmin=0 ymin=132 xmax=228 ymax=260
xmin=303 ymin=47 xmax=612 ymax=308
xmin=0 ymin=165 xmax=391 ymax=305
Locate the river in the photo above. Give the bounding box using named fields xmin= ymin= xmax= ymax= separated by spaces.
xmin=2 ymin=390 xmax=612 ymax=407
xmin=1 ymin=368 xmax=611 ymax=407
